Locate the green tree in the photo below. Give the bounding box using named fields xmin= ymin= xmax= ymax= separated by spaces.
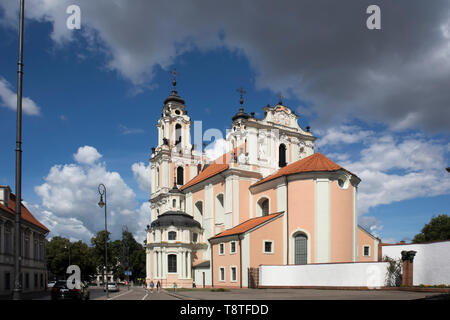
xmin=46 ymin=236 xmax=71 ymax=279
xmin=46 ymin=237 xmax=96 ymax=281
xmin=412 ymin=214 xmax=450 ymax=243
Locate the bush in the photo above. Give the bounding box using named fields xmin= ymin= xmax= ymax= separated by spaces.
xmin=383 ymin=255 xmax=402 ymax=287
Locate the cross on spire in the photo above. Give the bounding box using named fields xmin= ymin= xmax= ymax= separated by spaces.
xmin=278 ymin=92 xmax=283 ymax=105
xmin=170 ymin=68 xmax=177 ymax=89
xmin=237 ymin=86 xmax=246 ymax=105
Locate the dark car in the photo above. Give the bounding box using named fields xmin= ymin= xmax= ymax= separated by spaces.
xmin=51 ymin=280 xmax=90 ymax=300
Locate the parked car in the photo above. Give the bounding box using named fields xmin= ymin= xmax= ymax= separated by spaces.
xmin=104 ymin=282 xmax=120 ymax=292
xmin=51 ymin=280 xmax=90 ymax=300
xmin=47 ymin=281 xmax=57 ymax=289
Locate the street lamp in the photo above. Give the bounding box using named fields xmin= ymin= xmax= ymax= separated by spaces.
xmin=65 ymin=244 xmax=71 ymax=266
xmin=13 ymin=0 xmax=25 ymax=301
xmin=98 ymin=183 xmax=109 ymax=299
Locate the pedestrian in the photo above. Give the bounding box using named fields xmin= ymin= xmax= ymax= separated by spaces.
xmin=193 ymin=281 xmax=196 ymax=288
xmin=173 ymin=282 xmax=177 ymax=292
xmin=156 ymin=280 xmax=161 ymax=293
xmin=149 ymin=280 xmax=155 ymax=293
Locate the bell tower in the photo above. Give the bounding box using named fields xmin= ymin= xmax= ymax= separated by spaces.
xmin=149 ymin=70 xmax=200 ymax=222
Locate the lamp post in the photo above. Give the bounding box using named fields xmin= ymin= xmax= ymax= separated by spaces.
xmin=65 ymin=244 xmax=71 ymax=266
xmin=13 ymin=0 xmax=25 ymax=301
xmin=98 ymin=183 xmax=109 ymax=299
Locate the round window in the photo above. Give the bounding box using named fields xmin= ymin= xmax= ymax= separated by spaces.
xmin=337 ymin=176 xmax=349 ymax=189
xmin=175 ymin=110 xmax=180 ymax=115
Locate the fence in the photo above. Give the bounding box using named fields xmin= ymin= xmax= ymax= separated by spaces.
xmin=259 ymin=262 xmax=390 ymax=288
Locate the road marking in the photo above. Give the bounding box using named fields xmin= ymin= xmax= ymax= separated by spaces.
xmin=142 ymin=292 xmax=149 ymax=300
xmin=107 ymin=288 xmax=135 ymax=300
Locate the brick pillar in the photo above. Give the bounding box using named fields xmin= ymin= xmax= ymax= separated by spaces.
xmin=401 ymin=250 xmax=417 ymax=287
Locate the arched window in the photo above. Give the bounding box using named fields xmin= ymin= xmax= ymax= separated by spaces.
xmin=215 ymin=194 xmax=225 ymax=224
xmin=168 ymin=231 xmax=177 ymax=241
xmin=172 ymin=199 xmax=176 ymax=208
xmin=279 ymin=144 xmax=287 ymax=167
xmin=257 ymin=197 xmax=269 ymax=216
xmin=156 ymin=168 xmax=160 ymax=187
xmin=168 ymin=254 xmax=177 ymax=273
xmin=195 ymin=201 xmax=203 ymax=217
xmin=197 ymin=164 xmax=202 ymax=174
xmin=175 ymin=124 xmax=182 ymax=145
xmin=176 ymin=166 xmax=184 ymax=185
xmin=294 ymin=233 xmax=308 ymax=265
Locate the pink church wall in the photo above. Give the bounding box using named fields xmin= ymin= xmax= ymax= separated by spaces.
xmin=357 ymin=227 xmax=378 ymax=262
xmin=238 ymin=180 xmax=252 ymax=223
xmin=252 ymin=188 xmax=278 ymax=217
xmin=287 ymin=179 xmax=315 ymax=263
xmin=249 ymin=216 xmax=284 ymax=267
xmin=212 ymin=240 xmax=242 ymax=288
xmin=330 ymin=181 xmax=355 ymax=262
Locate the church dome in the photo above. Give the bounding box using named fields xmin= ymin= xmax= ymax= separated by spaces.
xmin=150 ymin=211 xmax=201 ymax=229
xmin=232 ymin=107 xmax=250 ymax=122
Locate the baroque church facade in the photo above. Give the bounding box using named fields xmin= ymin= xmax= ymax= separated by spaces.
xmin=145 ymin=80 xmax=378 ymax=288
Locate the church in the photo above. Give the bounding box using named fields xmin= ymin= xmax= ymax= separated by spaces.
xmin=145 ymin=78 xmax=379 ymax=288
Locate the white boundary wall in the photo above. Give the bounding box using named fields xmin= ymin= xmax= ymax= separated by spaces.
xmin=381 ymin=241 xmax=450 ymax=286
xmin=260 ymin=262 xmax=389 ymax=288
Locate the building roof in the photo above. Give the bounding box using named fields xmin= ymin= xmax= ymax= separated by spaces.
xmin=192 ymin=260 xmax=210 ymax=268
xmin=209 ymin=212 xmax=283 ymax=240
xmin=0 ymin=193 xmax=50 ymax=233
xmin=150 ymin=210 xmax=201 ymax=229
xmin=180 ymin=146 xmax=241 ymax=191
xmin=251 ymin=152 xmax=358 ymax=187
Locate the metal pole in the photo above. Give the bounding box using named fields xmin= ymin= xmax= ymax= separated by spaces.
xmin=13 ymin=0 xmax=25 ymax=301
xmin=104 ymin=189 xmax=109 ymax=299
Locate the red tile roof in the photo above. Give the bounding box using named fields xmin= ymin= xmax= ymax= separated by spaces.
xmin=180 ymin=145 xmax=244 ymax=191
xmin=209 ymin=212 xmax=283 ymax=240
xmin=252 ymin=152 xmax=358 ymax=187
xmin=0 ymin=193 xmax=50 ymax=232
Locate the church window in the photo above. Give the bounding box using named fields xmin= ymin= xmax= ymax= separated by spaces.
xmin=257 ymin=198 xmax=269 ymax=216
xmin=175 ymin=109 xmax=181 ymax=115
xmin=195 ymin=201 xmax=203 ymax=216
xmin=177 ymin=166 xmax=184 ymax=185
xmin=294 ymin=233 xmax=308 ymax=265
xmin=175 ymin=124 xmax=182 ymax=145
xmin=363 ymin=246 xmax=370 ymax=256
xmin=219 ymin=267 xmax=225 ymax=281
xmin=230 ymin=241 xmax=236 ymax=254
xmin=168 ymin=254 xmax=177 ymax=273
xmin=168 ymin=231 xmax=177 ymax=241
xmin=193 ymin=233 xmax=198 ymax=243
xmin=230 ymin=267 xmax=237 ymax=282
xmin=279 ymin=143 xmax=287 ymax=167
xmin=263 ymin=240 xmax=274 ymax=254
xmin=172 ymin=199 xmax=176 ymax=208
xmin=156 ymin=168 xmax=160 ymax=187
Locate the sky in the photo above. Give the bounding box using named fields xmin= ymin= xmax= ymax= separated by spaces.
xmin=0 ymin=0 xmax=449 ymax=245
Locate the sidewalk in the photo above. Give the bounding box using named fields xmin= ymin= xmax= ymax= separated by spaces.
xmin=0 ymin=290 xmax=50 ymax=300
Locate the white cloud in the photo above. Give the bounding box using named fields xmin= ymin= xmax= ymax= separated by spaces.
xmin=358 ymin=215 xmax=383 ymax=239
xmin=332 ymin=133 xmax=450 ymax=215
xmin=131 ymin=162 xmax=151 ymax=192
xmin=33 ymin=146 xmax=149 ymax=243
xmin=2 ymin=1 xmax=449 ymax=132
xmin=119 ymin=124 xmax=144 ymax=135
xmin=205 ymin=138 xmax=227 ymax=161
xmin=73 ymin=146 xmax=102 ymax=165
xmin=316 ymin=125 xmax=374 ymax=147
xmin=0 ymin=77 xmax=40 ymax=115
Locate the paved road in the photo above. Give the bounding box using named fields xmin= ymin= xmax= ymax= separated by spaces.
xmin=31 ymin=286 xmax=446 ymax=300
xmin=95 ymin=287 xmax=181 ymax=300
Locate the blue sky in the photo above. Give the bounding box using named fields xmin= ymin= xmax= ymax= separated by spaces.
xmin=0 ymin=1 xmax=449 ymax=244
